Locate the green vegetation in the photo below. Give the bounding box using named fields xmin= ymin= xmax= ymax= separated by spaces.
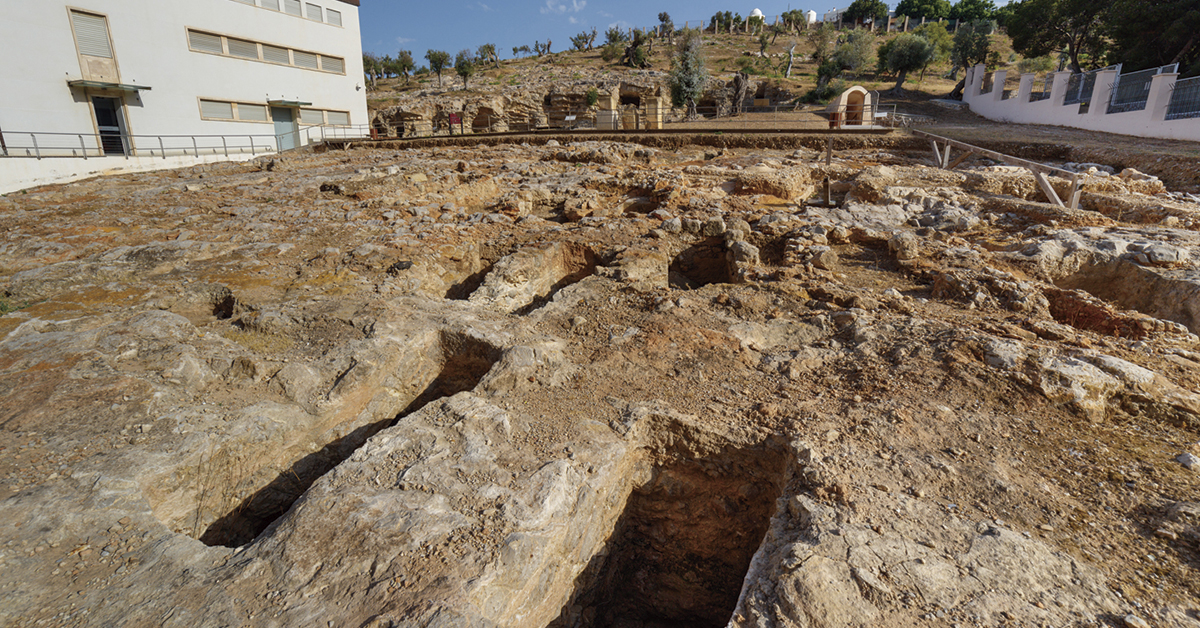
xmin=881 ymin=33 xmax=936 ymax=92
xmin=949 ymin=0 xmax=997 ymax=22
xmin=425 ymin=49 xmax=451 ymax=87
xmin=668 ymin=28 xmax=708 ymax=117
xmin=895 ymin=0 xmax=951 ymax=20
xmin=454 ymin=50 xmax=476 ymax=89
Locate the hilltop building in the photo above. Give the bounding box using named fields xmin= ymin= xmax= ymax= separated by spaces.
xmin=1 ymin=0 xmax=366 ymax=193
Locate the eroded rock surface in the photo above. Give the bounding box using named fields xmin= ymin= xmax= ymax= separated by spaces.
xmin=2 ymin=138 xmax=1200 ymax=627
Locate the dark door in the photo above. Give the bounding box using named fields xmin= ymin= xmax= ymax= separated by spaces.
xmin=92 ymin=97 xmax=127 ymax=156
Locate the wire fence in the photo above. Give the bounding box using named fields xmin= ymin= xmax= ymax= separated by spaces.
xmin=1166 ymin=75 xmax=1200 ymax=120
xmin=981 ymin=71 xmax=995 ymax=95
xmin=1029 ymin=74 xmax=1052 ymax=102
xmin=0 ymin=125 xmax=368 ymax=160
xmin=1063 ymin=65 xmax=1120 ymax=106
xmin=1108 ymin=63 xmax=1177 ymax=114
xmin=367 ymin=103 xmax=905 ymax=139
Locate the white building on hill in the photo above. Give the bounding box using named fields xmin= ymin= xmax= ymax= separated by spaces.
xmin=0 ymin=0 xmax=367 ymax=193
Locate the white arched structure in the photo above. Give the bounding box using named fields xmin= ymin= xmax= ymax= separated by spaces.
xmin=825 ymin=86 xmax=873 ymax=127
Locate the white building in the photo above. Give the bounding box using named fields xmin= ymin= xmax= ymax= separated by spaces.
xmin=1 ymin=0 xmax=367 ymax=193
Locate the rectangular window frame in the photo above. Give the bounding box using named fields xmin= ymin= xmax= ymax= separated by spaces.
xmin=67 ymin=7 xmax=117 ymax=60
xmin=185 ymin=28 xmax=346 ymax=75
xmin=196 ymin=97 xmax=276 ymax=124
xmin=230 ymin=0 xmax=344 ymax=28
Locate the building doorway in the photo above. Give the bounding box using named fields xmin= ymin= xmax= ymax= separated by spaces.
xmin=92 ymin=96 xmax=128 ymax=156
xmin=272 ymin=107 xmax=299 ymax=151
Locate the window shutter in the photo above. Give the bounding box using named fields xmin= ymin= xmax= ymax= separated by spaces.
xmin=261 ymin=0 xmax=280 ymax=9
xmin=227 ymin=38 xmax=259 ymax=59
xmin=327 ymin=9 xmax=342 ymax=26
xmin=232 ymin=0 xmax=256 ymax=4
xmin=189 ymin=30 xmax=224 ymax=54
xmin=293 ymin=51 xmax=318 ymax=69
xmin=300 ymin=109 xmax=324 ymax=124
xmin=71 ymin=11 xmax=113 ymax=58
xmin=306 ymin=3 xmax=322 ymax=20
xmin=283 ymin=0 xmax=302 ymax=15
xmin=326 ymin=111 xmax=350 ymax=126
xmin=237 ymin=104 xmax=268 ymax=122
xmin=262 ymin=45 xmax=290 ymax=64
xmin=200 ymin=100 xmax=235 ymax=119
xmin=320 ymin=56 xmax=344 ymax=73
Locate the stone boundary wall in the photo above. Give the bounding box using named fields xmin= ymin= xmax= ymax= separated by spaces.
xmin=962 ymin=63 xmax=1200 ymax=142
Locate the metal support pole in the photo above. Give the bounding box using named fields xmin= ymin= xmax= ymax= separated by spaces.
xmin=32 ymin=134 xmax=41 ymax=160
xmin=222 ymin=136 xmax=228 ymax=157
xmin=249 ymin=136 xmax=255 ymax=154
xmin=79 ymin=135 xmax=88 ymax=160
xmin=192 ymin=136 xmax=199 ymax=157
xmin=158 ymin=136 xmax=165 ymax=159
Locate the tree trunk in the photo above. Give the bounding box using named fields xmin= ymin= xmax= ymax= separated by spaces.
xmin=686 ymin=97 xmax=698 ymax=120
xmin=893 ymin=68 xmax=909 ymax=93
xmin=949 ymin=77 xmax=965 ymax=100
xmin=785 ymin=44 xmax=796 ymax=78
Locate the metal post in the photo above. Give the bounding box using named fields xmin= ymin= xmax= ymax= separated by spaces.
xmin=31 ymin=134 xmax=41 ymax=160
xmin=192 ymin=136 xmax=199 ymax=157
xmin=79 ymin=135 xmax=88 ymax=160
xmin=159 ymin=136 xmax=165 ymax=159
xmin=222 ymin=136 xmax=228 ymax=157
xmin=249 ymin=136 xmax=255 ymax=154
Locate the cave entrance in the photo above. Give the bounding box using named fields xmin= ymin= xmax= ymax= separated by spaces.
xmin=670 ymin=238 xmax=732 ymax=289
xmin=555 ymin=444 xmax=788 ymax=628
xmin=473 ymin=108 xmax=497 ymax=133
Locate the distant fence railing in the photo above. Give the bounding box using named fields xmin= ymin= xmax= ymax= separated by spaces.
xmin=1029 ymin=74 xmax=1052 ymax=102
xmin=1166 ymin=75 xmax=1200 ymax=120
xmin=1108 ymin=63 xmax=1178 ymax=114
xmin=0 ymin=125 xmax=370 ymax=160
xmin=1063 ymin=65 xmax=1120 ymax=106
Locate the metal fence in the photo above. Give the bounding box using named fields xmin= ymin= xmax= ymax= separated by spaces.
xmin=367 ymin=103 xmax=904 ymax=140
xmin=1166 ymin=75 xmax=1200 ymax=120
xmin=1108 ymin=63 xmax=1177 ymax=114
xmin=1064 ymin=65 xmax=1120 ymax=106
xmin=1029 ymin=74 xmax=1052 ymax=102
xmin=981 ymin=71 xmax=995 ymax=95
xmin=0 ymin=125 xmax=369 ymax=160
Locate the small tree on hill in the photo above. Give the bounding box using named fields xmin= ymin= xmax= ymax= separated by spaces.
xmin=844 ymin=0 xmax=889 ymax=28
xmin=884 ymin=33 xmax=936 ymax=92
xmin=477 ymin=43 xmax=499 ymax=68
xmin=393 ymin=50 xmax=415 ymax=84
xmin=758 ymin=33 xmax=770 ymax=55
xmin=807 ymin=22 xmax=839 ymax=64
xmin=605 ymin=27 xmax=629 ymax=45
xmin=668 ymin=28 xmax=708 ymax=118
xmin=658 ymin=12 xmax=674 ymax=41
xmin=363 ymin=53 xmax=381 ymax=86
xmin=948 ymin=0 xmax=996 ymax=23
xmin=895 ymin=0 xmax=951 ymax=20
xmin=949 ymin=19 xmax=993 ymax=97
xmin=425 ymin=49 xmax=451 ymax=87
xmin=913 ymin=22 xmax=953 ymax=83
xmin=833 ymin=29 xmax=876 ymax=75
xmin=570 ymin=28 xmax=598 ymax=51
xmin=454 ymin=50 xmax=476 ymax=89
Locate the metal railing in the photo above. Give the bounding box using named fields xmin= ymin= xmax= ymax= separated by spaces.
xmin=367 ymin=103 xmax=902 ymax=139
xmin=0 ymin=125 xmax=370 ymax=160
xmin=1029 ymin=74 xmax=1052 ymax=102
xmin=1166 ymin=75 xmax=1200 ymax=120
xmin=1108 ymin=63 xmax=1178 ymax=114
xmin=981 ymin=71 xmax=995 ymax=95
xmin=1063 ymin=64 xmax=1120 ymax=106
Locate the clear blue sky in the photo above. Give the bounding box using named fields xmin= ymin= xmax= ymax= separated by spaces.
xmin=358 ymin=0 xmax=942 ymax=62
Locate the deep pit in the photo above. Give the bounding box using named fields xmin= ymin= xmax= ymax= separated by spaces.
xmin=197 ymin=330 xmax=501 ymax=547
xmin=670 ymin=239 xmax=733 ymax=289
xmin=1053 ymin=258 xmax=1200 ymax=334
xmin=554 ymin=444 xmax=789 ymax=628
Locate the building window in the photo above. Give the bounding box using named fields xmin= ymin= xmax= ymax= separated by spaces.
xmin=227 ymin=38 xmax=259 ymax=60
xmin=283 ymin=0 xmax=302 ymax=16
xmin=326 ymin=111 xmax=350 ymax=126
xmin=232 ymin=0 xmax=256 ymax=5
xmin=305 ymin=3 xmax=322 ymax=20
xmin=327 ymin=9 xmax=342 ymax=26
xmin=200 ymin=100 xmax=235 ymax=120
xmin=262 ymin=44 xmax=290 ymax=65
xmin=299 ymin=109 xmax=325 ymax=125
xmin=320 ymin=55 xmax=344 ymax=73
xmin=70 ymin=10 xmax=113 ymax=58
xmin=186 ymin=29 xmax=344 ymax=75
xmin=261 ymin=0 xmax=280 ymax=9
xmin=238 ymin=104 xmax=269 ymax=122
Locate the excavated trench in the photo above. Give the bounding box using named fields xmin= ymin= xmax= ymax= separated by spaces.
xmin=195 ymin=331 xmax=501 ymax=547
xmin=1052 ymin=258 xmax=1200 ymax=334
xmin=553 ymin=443 xmax=789 ymax=628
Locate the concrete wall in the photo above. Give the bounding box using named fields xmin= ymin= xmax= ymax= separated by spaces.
xmin=4 ymin=151 xmax=272 ymax=194
xmin=0 ymin=0 xmax=365 ymax=192
xmin=962 ymin=64 xmax=1200 ymax=142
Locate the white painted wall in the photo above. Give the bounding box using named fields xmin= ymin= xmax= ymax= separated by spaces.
xmin=4 ymin=151 xmax=273 ymax=194
xmin=962 ymin=64 xmax=1200 ymax=142
xmin=0 ymin=0 xmax=366 ymax=192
